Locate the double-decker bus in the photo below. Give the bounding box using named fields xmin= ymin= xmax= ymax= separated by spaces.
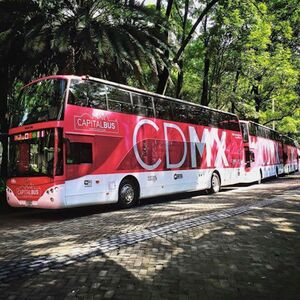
xmin=6 ymin=75 xmax=244 ymax=209
xmin=282 ymin=135 xmax=299 ymax=174
xmin=239 ymin=121 xmax=284 ymax=183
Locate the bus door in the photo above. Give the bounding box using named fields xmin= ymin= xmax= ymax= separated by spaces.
xmin=240 ymin=122 xmax=255 ymax=169
xmin=244 ymin=146 xmax=255 ymax=168
xmin=64 ymin=134 xmax=94 ymax=205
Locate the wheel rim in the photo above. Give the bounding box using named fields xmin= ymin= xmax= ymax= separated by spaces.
xmin=120 ymin=184 xmax=135 ymax=204
xmin=212 ymin=174 xmax=220 ymax=192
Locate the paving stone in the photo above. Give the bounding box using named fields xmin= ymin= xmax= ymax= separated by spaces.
xmin=0 ymin=175 xmax=300 ymax=299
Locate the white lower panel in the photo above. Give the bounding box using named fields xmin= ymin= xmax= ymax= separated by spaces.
xmin=8 ymin=168 xmax=242 ymax=209
xmin=64 ymin=168 xmax=241 ymax=208
xmin=242 ymin=164 xmax=283 ymax=183
xmin=284 ymin=163 xmax=298 ymax=174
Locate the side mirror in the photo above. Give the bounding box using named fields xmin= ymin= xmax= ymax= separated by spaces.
xmin=250 ymin=151 xmax=255 ymax=162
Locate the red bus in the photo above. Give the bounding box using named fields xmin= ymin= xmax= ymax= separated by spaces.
xmin=282 ymin=135 xmax=299 ymax=174
xmin=6 ymin=75 xmax=244 ymax=209
xmin=240 ymin=121 xmax=284 ymax=183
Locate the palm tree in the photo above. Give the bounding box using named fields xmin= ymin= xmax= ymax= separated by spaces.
xmin=0 ymin=0 xmax=172 ymax=178
xmin=24 ymin=0 xmax=171 ymax=83
xmin=0 ymin=0 xmax=39 ymax=178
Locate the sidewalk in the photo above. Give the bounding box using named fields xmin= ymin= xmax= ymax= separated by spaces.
xmin=0 ymin=182 xmax=299 ymax=299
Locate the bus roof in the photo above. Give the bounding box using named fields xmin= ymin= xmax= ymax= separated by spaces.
xmin=85 ymin=75 xmax=238 ymax=117
xmin=26 ymin=74 xmax=239 ymax=118
xmin=240 ymin=120 xmax=277 ymax=133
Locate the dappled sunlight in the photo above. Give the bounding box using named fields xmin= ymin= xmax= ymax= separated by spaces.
xmin=264 ymin=206 xmax=300 ymax=216
xmin=237 ymin=216 xmax=263 ymax=228
xmin=263 ymin=216 xmax=297 ymax=234
xmin=281 ymin=196 xmax=300 ymax=201
xmin=0 ymin=175 xmax=298 ymax=298
xmin=192 ymin=226 xmax=223 ymax=240
xmin=106 ymin=239 xmax=184 ymax=282
xmin=31 ymin=240 xmax=101 ymax=257
xmin=237 ymin=225 xmax=252 ymax=230
xmin=197 ymin=203 xmax=234 ymax=209
xmin=163 ymin=202 xmax=235 ymax=214
xmin=222 ymin=230 xmax=236 ymax=236
xmin=275 ymin=226 xmax=296 ymax=233
xmin=241 ymin=217 xmax=261 ymax=222
xmin=25 ymin=235 xmax=78 ymax=246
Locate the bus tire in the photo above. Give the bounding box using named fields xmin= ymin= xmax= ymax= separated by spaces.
xmin=118 ymin=178 xmax=139 ymax=209
xmin=209 ymin=172 xmax=221 ymax=194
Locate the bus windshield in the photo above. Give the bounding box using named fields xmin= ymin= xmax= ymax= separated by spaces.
xmin=9 ymin=129 xmax=62 ymax=177
xmin=11 ymin=79 xmax=67 ymax=127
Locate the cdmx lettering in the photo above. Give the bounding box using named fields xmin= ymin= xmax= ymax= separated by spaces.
xmin=133 ymin=119 xmax=231 ymax=171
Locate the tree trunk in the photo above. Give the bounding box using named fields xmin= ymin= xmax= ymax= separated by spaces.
xmin=157 ymin=0 xmax=220 ymax=95
xmin=129 ymin=0 xmax=135 ymax=7
xmin=201 ymin=53 xmax=210 ymax=106
xmin=231 ymin=70 xmax=240 ymax=113
xmin=200 ymin=16 xmax=210 ymax=106
xmin=156 ymin=0 xmax=161 ymax=11
xmin=176 ymin=59 xmax=184 ymax=98
xmin=176 ymin=0 xmax=189 ymax=99
xmin=156 ymin=0 xmax=174 ymax=94
xmin=252 ymin=84 xmax=260 ymax=123
xmin=0 ymin=66 xmax=9 ymax=179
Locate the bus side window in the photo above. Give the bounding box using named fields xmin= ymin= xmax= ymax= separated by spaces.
xmin=225 ymin=115 xmax=240 ymax=132
xmin=107 ymin=86 xmax=132 ymax=114
xmin=68 ymin=80 xmax=88 ymax=106
xmin=87 ymin=81 xmax=108 ymax=110
xmin=187 ymin=106 xmax=198 ymax=124
xmin=209 ymin=110 xmax=220 ymax=128
xmin=132 ymin=93 xmax=154 ymax=117
xmin=197 ymin=107 xmax=210 ymax=127
xmin=241 ymin=123 xmax=249 ymax=143
xmin=173 ymin=103 xmax=188 ymax=123
xmin=67 ymin=142 xmax=93 ymax=164
xmin=232 ymin=117 xmax=241 ymax=132
xmin=154 ymin=97 xmax=173 ymax=120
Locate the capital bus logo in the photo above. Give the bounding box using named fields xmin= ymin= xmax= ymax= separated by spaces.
xmin=74 ymin=113 xmax=119 ymax=134
xmin=16 ymin=185 xmax=41 ymax=197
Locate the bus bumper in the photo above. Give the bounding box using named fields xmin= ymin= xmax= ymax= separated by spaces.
xmin=6 ymin=184 xmax=66 ymax=209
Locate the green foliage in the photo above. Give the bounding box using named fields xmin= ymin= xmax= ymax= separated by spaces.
xmin=165 ymin=0 xmax=299 ymax=140
xmin=0 ymin=177 xmax=5 ymax=193
xmin=0 ymin=0 xmax=299 ymax=143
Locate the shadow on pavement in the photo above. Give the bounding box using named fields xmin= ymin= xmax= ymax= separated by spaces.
xmin=1 ymin=187 xmax=299 ymax=299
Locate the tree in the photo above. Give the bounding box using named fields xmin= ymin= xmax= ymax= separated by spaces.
xmin=0 ymin=0 xmax=39 ymax=178
xmin=0 ymin=0 xmax=172 ymax=178
xmin=156 ymin=0 xmax=221 ymax=94
xmin=24 ymin=0 xmax=170 ymax=81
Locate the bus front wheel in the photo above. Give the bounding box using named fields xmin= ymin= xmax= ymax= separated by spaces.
xmin=118 ymin=178 xmax=139 ymax=209
xmin=209 ymin=172 xmax=221 ymax=194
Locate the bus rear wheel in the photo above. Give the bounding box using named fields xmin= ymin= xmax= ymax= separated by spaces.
xmin=118 ymin=178 xmax=139 ymax=209
xmin=209 ymin=172 xmax=221 ymax=194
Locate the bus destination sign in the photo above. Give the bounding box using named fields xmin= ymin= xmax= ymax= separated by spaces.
xmin=14 ymin=130 xmax=45 ymax=141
